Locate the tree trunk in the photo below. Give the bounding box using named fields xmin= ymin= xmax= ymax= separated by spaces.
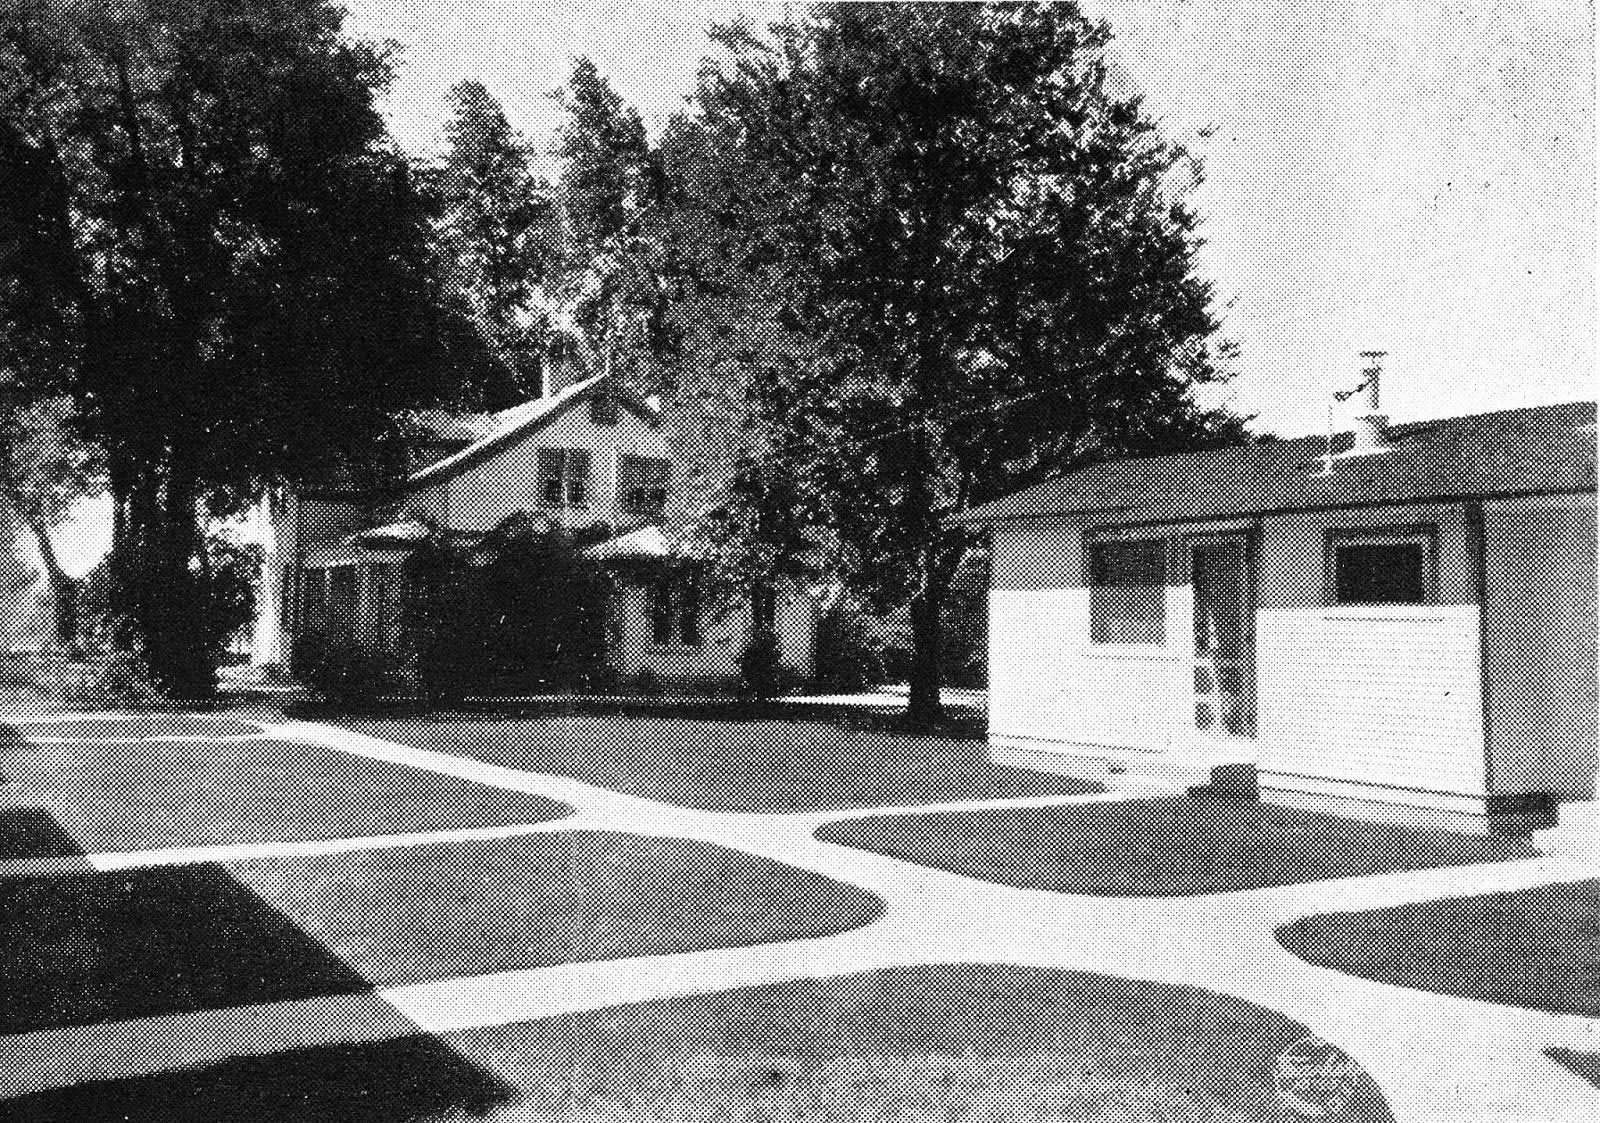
xmin=116 ymin=461 xmax=216 ymax=701
xmin=20 ymin=512 xmax=80 ymax=657
xmin=905 ymin=542 xmax=970 ymax=729
xmin=905 ymin=581 xmax=945 ymax=728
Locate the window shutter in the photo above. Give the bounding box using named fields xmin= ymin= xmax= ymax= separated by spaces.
xmin=567 ymin=449 xmax=591 ymax=506
xmin=538 ymin=449 xmax=564 ymax=506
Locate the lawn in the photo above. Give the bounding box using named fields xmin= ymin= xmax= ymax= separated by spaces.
xmin=0 ymin=829 xmax=883 ymax=1033
xmin=815 ymin=796 xmax=1539 ymax=895
xmin=337 ymin=714 xmax=1097 ymax=812
xmin=1277 ymin=879 xmax=1599 ymax=1017
xmin=6 ymin=964 xmax=1394 ymax=1122
xmin=15 ymin=715 xmax=266 ymax=739
xmin=0 ymin=1036 xmax=512 ymax=1123
xmin=0 ymin=733 xmax=569 ymax=854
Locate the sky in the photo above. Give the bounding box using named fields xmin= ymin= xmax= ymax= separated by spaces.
xmin=342 ymin=0 xmax=1596 ymax=437
xmin=28 ymin=0 xmax=1600 ymax=579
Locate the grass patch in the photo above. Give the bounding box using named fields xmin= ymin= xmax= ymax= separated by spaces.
xmin=0 ymin=1034 xmax=511 ymax=1122
xmin=336 ymin=715 xmax=1094 ymax=812
xmin=15 ymin=715 xmax=265 ymax=739
xmin=0 ymin=736 xmax=569 ymax=853
xmin=0 ymin=860 xmax=374 ymax=1033
xmin=1277 ymin=879 xmax=1599 ymax=1016
xmin=0 ymin=831 xmax=881 ymax=1034
xmin=815 ymin=797 xmax=1538 ymax=896
xmin=223 ymin=831 xmax=885 ymax=987
xmin=436 ymin=964 xmax=1394 ymax=1122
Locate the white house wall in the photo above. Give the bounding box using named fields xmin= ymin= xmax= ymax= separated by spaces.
xmin=608 ymin=580 xmax=818 ymax=684
xmin=409 ymin=404 xmax=671 ymax=532
xmin=989 ymin=518 xmax=1187 ymax=761
xmin=1254 ymin=502 xmax=1488 ymax=798
xmin=989 ymin=501 xmax=1494 ymax=808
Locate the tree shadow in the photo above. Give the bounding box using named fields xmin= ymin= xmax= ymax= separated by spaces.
xmin=0 ymin=806 xmax=511 ymax=1122
xmin=1546 ymin=1047 xmax=1600 ymax=1090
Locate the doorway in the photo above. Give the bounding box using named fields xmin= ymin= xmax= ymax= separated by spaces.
xmin=1191 ymin=537 xmax=1256 ymax=739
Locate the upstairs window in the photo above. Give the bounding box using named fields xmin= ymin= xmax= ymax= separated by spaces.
xmin=1327 ymin=529 xmax=1434 ymax=605
xmin=1089 ymin=539 xmax=1166 ymax=644
xmin=538 ymin=448 xmax=590 ymax=508
xmin=620 ymin=456 xmax=670 ymax=517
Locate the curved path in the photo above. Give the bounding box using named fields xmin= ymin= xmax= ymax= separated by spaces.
xmin=1 ymin=713 xmax=1595 ymax=1122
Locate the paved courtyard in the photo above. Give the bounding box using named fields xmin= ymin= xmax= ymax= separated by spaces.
xmin=0 ymin=709 xmax=1594 ymax=1121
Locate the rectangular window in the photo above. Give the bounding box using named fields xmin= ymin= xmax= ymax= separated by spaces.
xmin=619 ymin=456 xmax=670 ymax=516
xmin=649 ymin=570 xmax=704 ymax=647
xmin=1089 ymin=539 xmax=1166 ymax=644
xmin=1328 ymin=529 xmax=1434 ymax=605
xmin=679 ymin=572 xmax=702 ymax=647
xmin=651 ymin=576 xmax=674 ymax=645
xmin=538 ymin=448 xmax=591 ymax=508
xmin=328 ymin=566 xmax=358 ymax=631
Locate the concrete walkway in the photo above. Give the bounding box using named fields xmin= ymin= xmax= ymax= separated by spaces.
xmin=1 ymin=714 xmax=1595 ymax=1122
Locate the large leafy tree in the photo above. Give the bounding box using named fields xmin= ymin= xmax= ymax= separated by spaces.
xmin=436 ymin=78 xmax=558 ymax=401
xmin=0 ymin=0 xmax=491 ymax=696
xmin=690 ymin=2 xmax=1249 ymax=723
xmin=0 ymin=393 xmax=102 ymax=651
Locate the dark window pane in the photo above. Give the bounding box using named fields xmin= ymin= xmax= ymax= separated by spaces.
xmin=680 ymin=573 xmax=702 ymax=647
xmin=651 ymin=577 xmax=673 ymax=645
xmin=1335 ymin=542 xmax=1426 ymax=604
xmin=566 ymin=450 xmax=590 ymax=506
xmin=538 ymin=449 xmax=564 ymax=506
xmin=1089 ymin=541 xmax=1165 ymax=644
xmin=620 ymin=457 xmax=670 ymax=515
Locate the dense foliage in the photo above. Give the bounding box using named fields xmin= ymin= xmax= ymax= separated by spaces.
xmin=0 ymin=0 xmax=493 ymax=696
xmin=684 ymin=2 xmax=1250 ymax=721
xmin=402 ymin=517 xmax=615 ymax=705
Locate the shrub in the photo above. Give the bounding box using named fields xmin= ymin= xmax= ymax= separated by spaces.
xmin=403 ymin=518 xmax=613 ymax=705
xmin=292 ymin=631 xmax=395 ymax=709
xmin=629 ymin=668 xmax=666 ymax=696
xmin=879 ymin=644 xmax=914 ymax=685
xmin=738 ymin=629 xmax=801 ymax=702
xmin=582 ymin=663 xmax=625 ymax=696
xmin=811 ymin=603 xmax=884 ymax=693
xmin=50 ymin=651 xmax=162 ymax=710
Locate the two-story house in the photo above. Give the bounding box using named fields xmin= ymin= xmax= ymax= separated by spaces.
xmin=252 ymin=373 xmax=819 ymax=689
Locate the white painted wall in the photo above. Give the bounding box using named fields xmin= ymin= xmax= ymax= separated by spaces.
xmin=410 ymin=403 xmax=670 ymax=533
xmin=1254 ymin=503 xmax=1488 ymax=796
xmin=988 ymin=500 xmax=1499 ymax=805
xmin=608 ymin=579 xmax=818 ymax=684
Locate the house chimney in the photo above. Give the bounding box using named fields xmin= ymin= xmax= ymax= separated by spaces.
xmin=1349 ymin=350 xmax=1389 ymax=454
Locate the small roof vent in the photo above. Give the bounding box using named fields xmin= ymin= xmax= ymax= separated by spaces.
xmin=1317 ymin=351 xmax=1392 ymax=475
xmin=1346 ymin=350 xmax=1390 ymax=455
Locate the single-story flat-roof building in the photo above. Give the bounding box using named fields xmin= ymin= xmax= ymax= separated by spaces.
xmin=959 ymin=400 xmax=1597 ymax=834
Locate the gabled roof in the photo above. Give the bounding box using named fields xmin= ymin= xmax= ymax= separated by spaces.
xmin=406 ymin=375 xmax=661 ymax=490
xmin=958 ymin=401 xmax=1597 ymax=526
